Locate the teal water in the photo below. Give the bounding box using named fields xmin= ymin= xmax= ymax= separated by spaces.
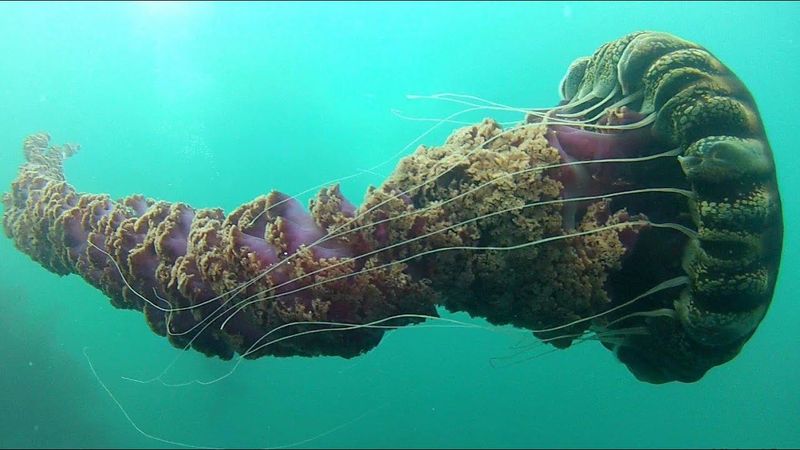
xmin=1 ymin=2 xmax=798 ymax=448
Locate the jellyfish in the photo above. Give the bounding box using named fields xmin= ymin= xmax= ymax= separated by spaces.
xmin=2 ymin=31 xmax=783 ymax=384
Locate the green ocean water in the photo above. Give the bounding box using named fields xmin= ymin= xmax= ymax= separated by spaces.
xmin=0 ymin=1 xmax=798 ymax=448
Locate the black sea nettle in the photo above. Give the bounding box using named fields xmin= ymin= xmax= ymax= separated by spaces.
xmin=3 ymin=31 xmax=783 ymax=384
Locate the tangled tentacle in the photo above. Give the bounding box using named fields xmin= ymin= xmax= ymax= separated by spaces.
xmin=3 ymin=122 xmax=637 ymax=361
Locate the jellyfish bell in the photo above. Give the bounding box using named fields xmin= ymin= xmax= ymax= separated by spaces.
xmin=531 ymin=31 xmax=783 ymax=383
xmin=2 ymin=31 xmax=782 ymax=385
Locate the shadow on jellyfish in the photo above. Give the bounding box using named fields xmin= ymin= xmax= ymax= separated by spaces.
xmin=2 ymin=31 xmax=783 ymax=389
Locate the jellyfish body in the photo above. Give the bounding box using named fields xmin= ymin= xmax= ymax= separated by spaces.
xmin=1 ymin=31 xmax=783 ymax=383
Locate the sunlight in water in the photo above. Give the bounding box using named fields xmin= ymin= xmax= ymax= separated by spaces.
xmin=138 ymin=1 xmax=187 ymax=18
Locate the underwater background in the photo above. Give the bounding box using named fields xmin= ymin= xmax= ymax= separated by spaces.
xmin=0 ymin=1 xmax=798 ymax=448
